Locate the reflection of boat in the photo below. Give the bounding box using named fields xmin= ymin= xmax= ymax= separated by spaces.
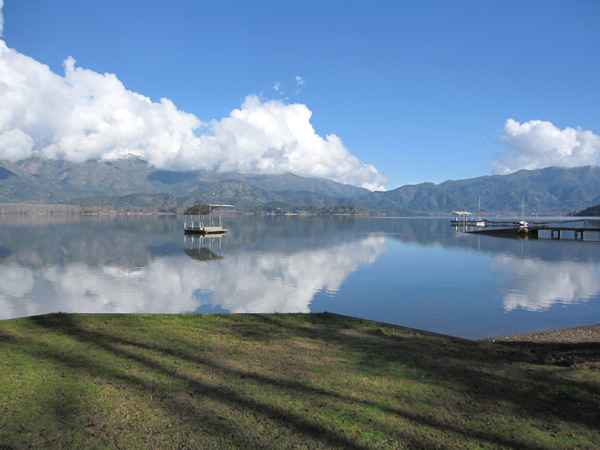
xmin=184 ymin=247 xmax=224 ymax=262
xmin=184 ymin=234 xmax=226 ymax=262
xmin=184 ymin=204 xmax=233 ymax=235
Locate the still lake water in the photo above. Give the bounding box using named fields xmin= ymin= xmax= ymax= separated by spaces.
xmin=1 ymin=215 xmax=599 ymax=339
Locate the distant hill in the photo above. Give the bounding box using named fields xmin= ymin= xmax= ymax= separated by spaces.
xmin=358 ymin=166 xmax=600 ymax=213
xmin=1 ymin=157 xmax=600 ymax=213
xmin=573 ymin=204 xmax=600 ymax=216
xmin=63 ymin=183 xmax=366 ymax=213
xmin=0 ymin=157 xmax=367 ymax=204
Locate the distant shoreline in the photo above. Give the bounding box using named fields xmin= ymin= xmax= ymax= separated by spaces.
xmin=0 ymin=203 xmax=578 ymax=217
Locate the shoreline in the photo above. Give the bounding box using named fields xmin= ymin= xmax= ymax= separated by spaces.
xmin=320 ymin=312 xmax=600 ymax=365
xmin=481 ymin=323 xmax=600 ymax=366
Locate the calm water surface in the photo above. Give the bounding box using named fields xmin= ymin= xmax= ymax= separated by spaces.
xmin=1 ymin=215 xmax=599 ymax=339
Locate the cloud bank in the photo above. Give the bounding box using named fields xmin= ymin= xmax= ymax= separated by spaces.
xmin=493 ymin=119 xmax=600 ymax=175
xmin=0 ymin=40 xmax=386 ymax=190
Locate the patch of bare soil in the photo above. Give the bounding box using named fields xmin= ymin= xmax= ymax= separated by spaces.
xmin=481 ymin=323 xmax=600 ymax=367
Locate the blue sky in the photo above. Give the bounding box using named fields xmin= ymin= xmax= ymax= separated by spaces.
xmin=1 ymin=0 xmax=600 ymax=189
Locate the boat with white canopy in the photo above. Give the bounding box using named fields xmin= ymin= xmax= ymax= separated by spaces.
xmin=184 ymin=204 xmax=234 ymax=235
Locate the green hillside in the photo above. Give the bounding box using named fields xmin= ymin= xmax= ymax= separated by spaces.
xmin=359 ymin=166 xmax=600 ymax=213
xmin=0 ymin=158 xmax=366 ymax=202
xmin=2 ymin=157 xmax=600 ymax=213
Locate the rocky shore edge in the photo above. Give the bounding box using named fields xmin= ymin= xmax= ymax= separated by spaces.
xmin=481 ymin=323 xmax=600 ymax=366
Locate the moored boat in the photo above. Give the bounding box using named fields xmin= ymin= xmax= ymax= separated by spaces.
xmin=184 ymin=204 xmax=234 ymax=235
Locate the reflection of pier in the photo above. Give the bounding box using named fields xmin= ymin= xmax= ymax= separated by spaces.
xmin=184 ymin=204 xmax=233 ymax=236
xmin=466 ymin=219 xmax=600 ymax=241
xmin=184 ymin=234 xmax=226 ymax=262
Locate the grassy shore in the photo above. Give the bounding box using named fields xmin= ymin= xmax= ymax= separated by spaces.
xmin=1 ymin=313 xmax=599 ymax=449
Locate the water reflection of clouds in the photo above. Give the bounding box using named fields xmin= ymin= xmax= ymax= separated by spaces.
xmin=0 ymin=235 xmax=388 ymax=320
xmin=491 ymin=255 xmax=600 ymax=312
xmin=198 ymin=235 xmax=387 ymax=313
xmin=0 ymin=264 xmax=35 ymax=298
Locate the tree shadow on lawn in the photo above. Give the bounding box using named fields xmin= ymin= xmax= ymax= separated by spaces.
xmin=2 ymin=313 xmax=599 ymax=449
xmin=224 ymin=313 xmax=600 ymax=440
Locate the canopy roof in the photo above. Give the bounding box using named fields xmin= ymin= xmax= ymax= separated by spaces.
xmin=185 ymin=204 xmax=234 ymax=216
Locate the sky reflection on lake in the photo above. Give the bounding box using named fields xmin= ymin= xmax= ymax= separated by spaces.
xmin=1 ymin=215 xmax=599 ymax=339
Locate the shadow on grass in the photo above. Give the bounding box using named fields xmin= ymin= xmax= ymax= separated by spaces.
xmin=230 ymin=314 xmax=600 ymax=421
xmin=1 ymin=312 xmax=599 ymax=449
xmin=14 ymin=314 xmax=374 ymax=449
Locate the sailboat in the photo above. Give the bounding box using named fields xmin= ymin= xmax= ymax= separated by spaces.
xmin=515 ymin=196 xmax=529 ymax=235
xmin=475 ymin=196 xmax=485 ymax=227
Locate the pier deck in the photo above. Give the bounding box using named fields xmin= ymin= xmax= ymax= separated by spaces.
xmin=183 ymin=204 xmax=233 ymax=236
xmin=184 ymin=226 xmax=229 ymax=236
xmin=467 ymin=225 xmax=600 ymax=241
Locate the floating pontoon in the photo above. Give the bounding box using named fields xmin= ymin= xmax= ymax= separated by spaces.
xmin=184 ymin=204 xmax=234 ymax=235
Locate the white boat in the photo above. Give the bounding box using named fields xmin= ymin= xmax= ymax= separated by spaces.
xmin=516 ymin=220 xmax=529 ymax=235
xmin=516 ymin=196 xmax=528 ymax=235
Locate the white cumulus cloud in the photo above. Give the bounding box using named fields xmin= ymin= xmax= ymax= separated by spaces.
xmin=493 ymin=119 xmax=600 ymax=174
xmin=0 ymin=38 xmax=386 ymax=190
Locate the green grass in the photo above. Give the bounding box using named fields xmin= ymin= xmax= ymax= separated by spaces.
xmin=1 ymin=312 xmax=599 ymax=449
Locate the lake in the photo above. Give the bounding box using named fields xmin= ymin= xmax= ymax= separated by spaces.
xmin=1 ymin=214 xmax=599 ymax=339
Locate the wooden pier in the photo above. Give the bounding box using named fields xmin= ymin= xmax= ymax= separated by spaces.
xmin=464 ymin=219 xmax=600 ymax=241
xmin=529 ymin=226 xmax=600 ymax=240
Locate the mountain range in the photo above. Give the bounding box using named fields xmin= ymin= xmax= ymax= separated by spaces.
xmin=1 ymin=157 xmax=599 ymax=214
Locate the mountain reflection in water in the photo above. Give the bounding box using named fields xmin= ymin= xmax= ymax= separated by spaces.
xmin=0 ymin=215 xmax=599 ymax=339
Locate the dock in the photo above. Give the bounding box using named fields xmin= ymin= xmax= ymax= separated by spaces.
xmin=184 ymin=204 xmax=233 ymax=236
xmin=462 ymin=219 xmax=600 ymax=241
xmin=184 ymin=226 xmax=229 ymax=236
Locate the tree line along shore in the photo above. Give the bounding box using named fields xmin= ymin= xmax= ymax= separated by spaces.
xmin=3 ymin=202 xmax=598 ymax=217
